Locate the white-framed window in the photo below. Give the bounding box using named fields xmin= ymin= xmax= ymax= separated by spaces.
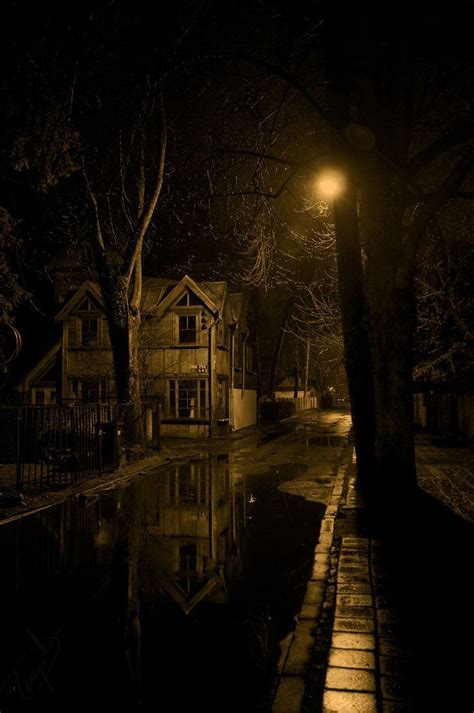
xmin=178 ymin=314 xmax=197 ymax=344
xmin=168 ymin=379 xmax=207 ymax=418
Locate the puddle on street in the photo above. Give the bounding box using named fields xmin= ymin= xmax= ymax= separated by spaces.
xmin=307 ymin=435 xmax=348 ymax=447
xmin=0 ymin=456 xmax=324 ymax=712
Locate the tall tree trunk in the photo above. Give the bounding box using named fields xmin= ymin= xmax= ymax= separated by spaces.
xmin=268 ymin=303 xmax=292 ymax=397
xmin=322 ymin=15 xmax=376 ymax=486
xmin=105 ymin=279 xmax=145 ymax=454
xmin=364 ymin=176 xmax=417 ymax=507
xmin=332 ymin=188 xmax=375 ymax=487
xmin=368 ymin=294 xmax=417 ymax=504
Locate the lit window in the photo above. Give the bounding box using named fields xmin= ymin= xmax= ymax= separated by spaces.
xmin=168 ymin=379 xmax=207 ymax=418
xmin=178 ymin=315 xmax=197 ymax=344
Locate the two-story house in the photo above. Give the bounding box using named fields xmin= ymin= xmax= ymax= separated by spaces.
xmin=19 ymin=273 xmax=257 ymax=438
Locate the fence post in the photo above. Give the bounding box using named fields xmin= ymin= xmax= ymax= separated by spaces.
xmin=16 ymin=406 xmax=22 ymax=491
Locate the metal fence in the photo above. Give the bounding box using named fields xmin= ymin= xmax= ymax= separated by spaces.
xmin=0 ymin=400 xmax=162 ymax=492
xmin=15 ymin=404 xmax=117 ymax=491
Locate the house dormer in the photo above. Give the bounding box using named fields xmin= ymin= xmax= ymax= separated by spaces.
xmin=56 ymin=282 xmax=107 ymax=350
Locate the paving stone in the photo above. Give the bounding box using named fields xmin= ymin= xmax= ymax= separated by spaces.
xmin=339 ymin=564 xmax=369 ymax=576
xmin=342 ymin=537 xmax=369 ymax=545
xmin=340 ymin=550 xmax=367 ymax=558
xmin=305 ymin=580 xmax=325 ymax=602
xmin=333 ymin=616 xmax=374 ymax=633
xmin=337 ymin=573 xmax=371 ymax=585
xmin=312 ymin=562 xmax=330 ymax=581
xmin=323 ymin=689 xmax=377 ymax=712
xmin=314 ymin=552 xmax=331 ymax=565
xmin=299 ymin=602 xmax=323 ymax=620
xmin=321 ymin=518 xmax=335 ymax=534
xmin=329 ymin=648 xmax=375 ymax=670
xmin=284 ymin=620 xmax=316 ymax=675
xmin=335 ymin=605 xmax=374 ymax=619
xmin=339 ymin=557 xmax=368 ymax=566
xmin=337 ymin=594 xmax=373 ymax=607
xmin=338 ymin=583 xmax=372 ymax=594
xmin=326 ymin=666 xmax=376 ymax=692
xmin=331 ymin=632 xmax=375 ymax=650
xmin=272 ymin=675 xmax=305 ymax=713
xmin=318 ymin=533 xmax=333 ymax=545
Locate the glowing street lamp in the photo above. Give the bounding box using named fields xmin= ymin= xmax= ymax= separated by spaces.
xmin=312 ymin=168 xmax=346 ymax=201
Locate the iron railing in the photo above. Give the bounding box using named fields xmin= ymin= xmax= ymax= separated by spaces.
xmin=0 ymin=400 xmax=161 ymax=492
xmin=15 ymin=404 xmax=117 ymax=491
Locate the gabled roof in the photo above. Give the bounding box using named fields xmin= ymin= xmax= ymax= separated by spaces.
xmin=153 ymin=274 xmax=222 ymax=317
xmin=141 ymin=277 xmax=181 ymax=313
xmin=19 ymin=339 xmax=62 ymax=390
xmin=54 ymin=274 xmax=236 ymax=322
xmin=200 ymin=282 xmax=227 ymax=310
xmin=56 ymin=281 xmax=105 ymax=321
xmin=229 ymin=293 xmax=244 ymax=323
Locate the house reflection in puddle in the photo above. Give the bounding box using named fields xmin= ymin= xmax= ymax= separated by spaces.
xmin=140 ymin=456 xmax=245 ymax=614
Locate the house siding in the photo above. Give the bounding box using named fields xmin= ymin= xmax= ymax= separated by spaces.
xmin=22 ymin=274 xmax=257 ymax=438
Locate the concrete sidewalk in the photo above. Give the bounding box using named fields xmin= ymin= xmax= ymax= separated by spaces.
xmin=273 ymin=437 xmax=474 ymax=712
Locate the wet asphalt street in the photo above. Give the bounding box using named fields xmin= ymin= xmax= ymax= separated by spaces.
xmin=0 ymin=409 xmax=351 ymax=712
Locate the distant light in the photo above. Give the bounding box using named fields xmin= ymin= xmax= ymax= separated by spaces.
xmin=313 ymin=169 xmax=346 ymax=200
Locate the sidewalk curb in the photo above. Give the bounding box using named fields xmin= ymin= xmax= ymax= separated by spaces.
xmin=0 ymin=451 xmax=198 ymax=527
xmin=272 ymin=448 xmax=353 ymax=713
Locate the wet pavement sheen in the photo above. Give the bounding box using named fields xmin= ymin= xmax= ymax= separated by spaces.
xmin=0 ymin=410 xmax=351 ymax=712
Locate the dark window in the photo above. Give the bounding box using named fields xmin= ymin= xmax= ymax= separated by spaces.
xmin=177 ymin=290 xmax=201 ymax=306
xmin=78 ymin=296 xmax=97 ymax=310
xmin=199 ymin=380 xmax=207 ymax=417
xmin=234 ymin=332 xmax=242 ymax=368
xmin=169 ymin=380 xmax=176 ymax=414
xmin=178 ymin=315 xmax=197 ymax=344
xmin=81 ymin=318 xmax=98 ymax=347
xmin=180 ymin=544 xmax=197 ymax=573
xmin=81 ymin=380 xmax=107 ymax=403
